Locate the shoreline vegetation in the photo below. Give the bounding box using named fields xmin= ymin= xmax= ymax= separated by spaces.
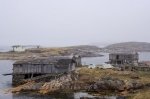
xmin=9 ymin=67 xmax=150 ymax=99
xmin=0 ymin=45 xmax=102 ymax=60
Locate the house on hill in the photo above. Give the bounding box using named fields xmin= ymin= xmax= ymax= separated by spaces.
xmin=12 ymin=45 xmax=40 ymax=52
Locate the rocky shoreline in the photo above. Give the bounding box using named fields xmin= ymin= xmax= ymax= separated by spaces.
xmin=9 ymin=68 xmax=150 ymax=98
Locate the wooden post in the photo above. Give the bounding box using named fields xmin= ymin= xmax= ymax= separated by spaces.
xmin=31 ymin=73 xmax=33 ymax=78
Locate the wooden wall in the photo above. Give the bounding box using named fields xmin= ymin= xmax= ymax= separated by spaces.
xmin=13 ymin=63 xmax=75 ymax=74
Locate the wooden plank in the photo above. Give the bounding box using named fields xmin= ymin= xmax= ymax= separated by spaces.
xmin=2 ymin=73 xmax=12 ymax=76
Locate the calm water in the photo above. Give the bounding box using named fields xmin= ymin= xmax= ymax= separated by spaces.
xmin=0 ymin=60 xmax=13 ymax=99
xmin=1 ymin=52 xmax=150 ymax=99
xmin=138 ymin=52 xmax=150 ymax=61
xmin=82 ymin=53 xmax=109 ymax=65
xmin=0 ymin=46 xmax=11 ymax=52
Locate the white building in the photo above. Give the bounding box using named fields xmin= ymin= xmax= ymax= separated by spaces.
xmin=12 ymin=45 xmax=40 ymax=52
xmin=12 ymin=45 xmax=26 ymax=52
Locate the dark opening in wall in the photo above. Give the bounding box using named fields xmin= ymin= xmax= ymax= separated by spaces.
xmin=24 ymin=74 xmax=43 ymax=79
xmin=116 ymin=55 xmax=119 ymax=59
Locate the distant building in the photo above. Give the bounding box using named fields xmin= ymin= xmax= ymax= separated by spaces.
xmin=109 ymin=52 xmax=139 ymax=66
xmin=72 ymin=55 xmax=82 ymax=66
xmin=12 ymin=45 xmax=26 ymax=52
xmin=12 ymin=55 xmax=82 ymax=85
xmin=12 ymin=45 xmax=40 ymax=52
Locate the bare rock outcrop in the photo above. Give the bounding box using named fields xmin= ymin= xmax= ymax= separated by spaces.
xmin=87 ymin=77 xmax=126 ymax=92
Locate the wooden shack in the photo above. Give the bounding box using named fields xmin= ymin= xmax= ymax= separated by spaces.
xmin=12 ymin=56 xmax=81 ymax=85
xmin=72 ymin=55 xmax=82 ymax=66
xmin=109 ymin=52 xmax=139 ymax=66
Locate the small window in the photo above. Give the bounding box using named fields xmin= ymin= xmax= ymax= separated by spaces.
xmin=116 ymin=55 xmax=119 ymax=59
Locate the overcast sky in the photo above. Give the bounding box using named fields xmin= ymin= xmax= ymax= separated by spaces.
xmin=0 ymin=0 xmax=150 ymax=47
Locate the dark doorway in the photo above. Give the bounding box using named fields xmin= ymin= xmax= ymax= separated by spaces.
xmin=116 ymin=55 xmax=119 ymax=59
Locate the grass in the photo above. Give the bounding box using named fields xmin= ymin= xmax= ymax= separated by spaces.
xmin=135 ymin=71 xmax=150 ymax=84
xmin=129 ymin=89 xmax=150 ymax=99
xmin=78 ymin=67 xmax=150 ymax=98
xmin=78 ymin=67 xmax=133 ymax=81
xmin=78 ymin=67 xmax=150 ymax=84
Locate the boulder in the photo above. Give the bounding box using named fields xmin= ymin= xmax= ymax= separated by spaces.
xmin=130 ymin=74 xmax=140 ymax=79
xmin=126 ymin=81 xmax=144 ymax=90
xmin=87 ymin=77 xmax=126 ymax=92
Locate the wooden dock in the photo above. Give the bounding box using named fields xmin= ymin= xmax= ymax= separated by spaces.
xmin=2 ymin=73 xmax=13 ymax=76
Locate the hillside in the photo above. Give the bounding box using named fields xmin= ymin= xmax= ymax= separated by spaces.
xmin=26 ymin=45 xmax=102 ymax=57
xmin=0 ymin=45 xmax=102 ymax=60
xmin=102 ymin=42 xmax=150 ymax=53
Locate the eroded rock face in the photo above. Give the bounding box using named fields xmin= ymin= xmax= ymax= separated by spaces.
xmin=126 ymin=81 xmax=144 ymax=90
xmin=10 ymin=72 xmax=150 ymax=95
xmin=39 ymin=74 xmax=73 ymax=94
xmin=87 ymin=77 xmax=126 ymax=92
xmin=87 ymin=76 xmax=148 ymax=93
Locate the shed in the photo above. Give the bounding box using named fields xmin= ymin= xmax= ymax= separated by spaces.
xmin=109 ymin=52 xmax=139 ymax=65
xmin=12 ymin=56 xmax=80 ymax=85
xmin=13 ymin=56 xmax=77 ymax=75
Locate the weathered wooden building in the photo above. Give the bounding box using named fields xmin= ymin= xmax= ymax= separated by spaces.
xmin=72 ymin=55 xmax=82 ymax=66
xmin=12 ymin=55 xmax=81 ymax=85
xmin=109 ymin=52 xmax=139 ymax=66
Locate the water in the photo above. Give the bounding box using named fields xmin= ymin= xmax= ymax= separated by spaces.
xmin=0 ymin=60 xmax=14 ymax=99
xmin=138 ymin=52 xmax=150 ymax=61
xmin=0 ymin=46 xmax=11 ymax=52
xmin=82 ymin=53 xmax=109 ymax=65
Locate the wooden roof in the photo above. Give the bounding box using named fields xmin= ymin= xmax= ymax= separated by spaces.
xmin=109 ymin=52 xmax=138 ymax=55
xmin=14 ymin=56 xmax=74 ymax=65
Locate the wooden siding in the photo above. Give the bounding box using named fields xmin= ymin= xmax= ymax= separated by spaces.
xmin=109 ymin=53 xmax=139 ymax=65
xmin=13 ymin=63 xmax=75 ymax=74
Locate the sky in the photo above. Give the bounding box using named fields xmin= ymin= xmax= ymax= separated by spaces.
xmin=0 ymin=0 xmax=150 ymax=47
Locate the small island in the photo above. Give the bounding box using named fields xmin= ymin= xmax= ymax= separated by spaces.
xmin=0 ymin=45 xmax=102 ymax=60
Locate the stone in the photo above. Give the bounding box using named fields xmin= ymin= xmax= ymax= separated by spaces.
xmin=126 ymin=81 xmax=144 ymax=90
xmin=87 ymin=77 xmax=126 ymax=92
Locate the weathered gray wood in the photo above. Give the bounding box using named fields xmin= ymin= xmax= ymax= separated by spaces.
xmin=109 ymin=53 xmax=139 ymax=65
xmin=13 ymin=61 xmax=75 ymax=74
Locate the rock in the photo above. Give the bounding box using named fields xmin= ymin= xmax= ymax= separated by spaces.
xmin=87 ymin=77 xmax=126 ymax=92
xmin=126 ymin=81 xmax=144 ymax=90
xmin=11 ymin=81 xmax=44 ymax=93
xmin=39 ymin=74 xmax=78 ymax=94
xmin=130 ymin=74 xmax=140 ymax=79
xmin=145 ymin=83 xmax=150 ymax=87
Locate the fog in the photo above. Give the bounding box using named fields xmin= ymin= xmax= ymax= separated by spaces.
xmin=0 ymin=0 xmax=150 ymax=46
